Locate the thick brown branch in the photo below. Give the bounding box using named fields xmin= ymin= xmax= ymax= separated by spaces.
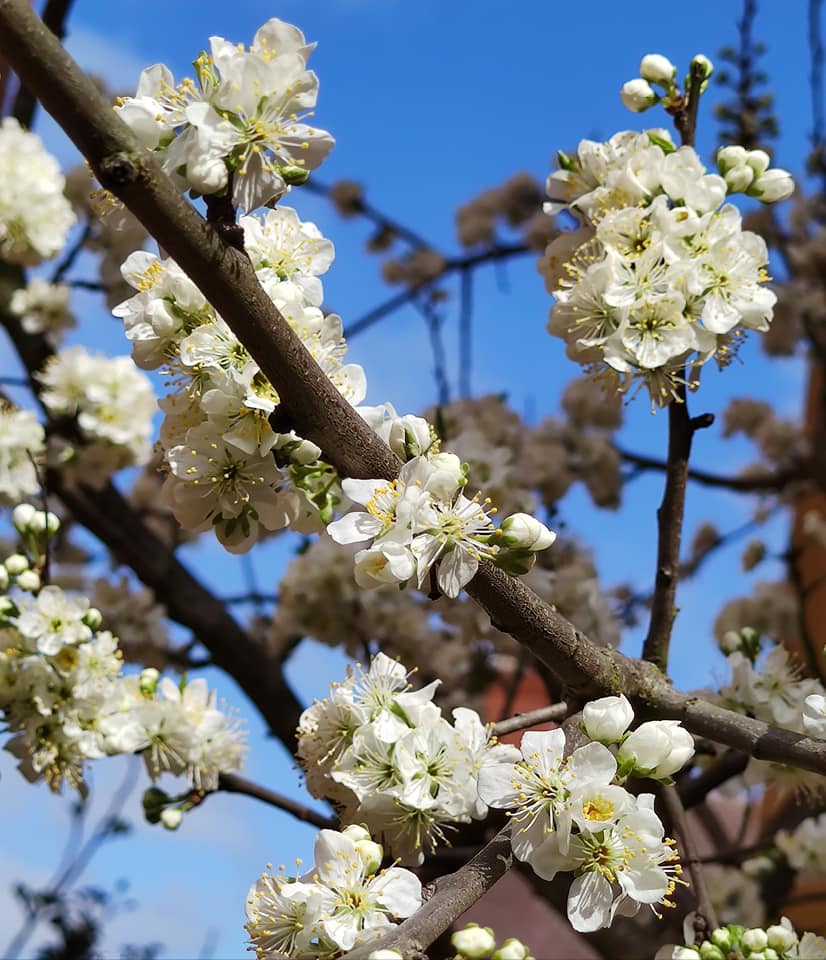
xmin=6 ymin=0 xmax=826 ymax=780
xmin=342 ymin=826 xmax=513 ymax=960
xmin=10 ymin=0 xmax=74 ymax=126
xmin=216 ymin=774 xmax=336 ymax=830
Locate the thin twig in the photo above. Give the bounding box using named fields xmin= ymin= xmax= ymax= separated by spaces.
xmin=344 ymin=243 xmax=528 ymax=340
xmin=415 ymin=297 xmax=451 ymax=404
xmin=304 ymin=178 xmax=433 ymax=251
xmin=216 ymin=774 xmax=337 ymax=830
xmin=659 ymin=784 xmax=720 ymax=939
xmin=458 ymin=266 xmax=473 ymax=398
xmin=491 ymin=701 xmax=569 ymax=737
xmin=616 ymin=445 xmax=796 ymax=492
xmin=51 ymin=220 xmax=92 ymax=284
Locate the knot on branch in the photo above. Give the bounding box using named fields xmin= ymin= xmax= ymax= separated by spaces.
xmin=98 ymin=152 xmax=140 ymax=189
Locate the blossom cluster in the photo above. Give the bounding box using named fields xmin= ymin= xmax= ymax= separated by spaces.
xmin=656 ymin=918 xmax=826 ymax=959
xmin=0 ymin=117 xmax=76 ymax=265
xmin=10 ymin=278 xmax=75 ymax=344
xmin=297 ymin=652 xmax=519 ymax=863
xmin=0 ymin=405 xmax=45 ymax=505
xmin=115 ymin=19 xmax=334 ymax=212
xmin=245 ymin=824 xmax=421 ymax=958
xmin=37 ymin=345 xmax=156 ymax=485
xmin=328 ymin=453 xmax=555 ymax=598
xmin=0 ymin=507 xmax=245 ymax=793
xmin=717 ymin=635 xmax=826 ymax=789
xmin=539 ymin=125 xmax=791 ymax=405
xmin=113 ymin=206 xmax=362 ymax=551
xmin=479 ymin=694 xmax=693 ymax=932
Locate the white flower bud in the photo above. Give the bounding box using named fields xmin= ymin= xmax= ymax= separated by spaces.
xmin=766 ymin=922 xmax=797 ymax=951
xmin=493 ymin=938 xmax=531 ymax=960
xmin=741 ymin=929 xmax=768 ymax=952
xmin=160 ymin=807 xmax=183 ymax=830
xmin=139 ymin=667 xmax=160 ymax=697
xmin=451 ymin=924 xmax=496 ymax=959
xmin=29 ymin=510 xmax=60 ymax=535
xmin=711 ymin=928 xmax=732 ymax=948
xmin=620 ymin=78 xmax=658 ymax=112
xmin=388 ymin=415 xmax=432 ymax=460
xmin=582 ymin=694 xmax=634 ymax=744
xmin=367 ymin=951 xmax=404 ymax=960
xmin=745 ymin=149 xmax=771 ymax=176
xmin=426 ymin=452 xmax=465 ymax=499
xmin=750 ymin=169 xmax=795 ymax=203
xmin=698 ymin=943 xmax=724 ymax=960
xmin=720 ymin=630 xmax=741 ymax=654
xmin=4 ymin=553 xmax=29 ymax=575
xmin=717 ymin=145 xmax=748 ymax=173
xmin=690 ymin=54 xmax=714 ymax=80
xmin=16 ymin=569 xmax=40 ymax=592
xmin=0 ymin=565 xmax=8 ymax=590
xmin=186 ymin=156 xmax=229 ymax=195
xmin=617 ymin=721 xmax=694 ymax=778
xmin=640 ymin=54 xmax=676 ymax=86
xmin=724 ymin=165 xmax=755 ymax=193
xmin=83 ymin=607 xmax=103 ymax=629
xmin=499 ymin=514 xmax=557 ymax=551
xmin=12 ymin=503 xmax=37 ymax=533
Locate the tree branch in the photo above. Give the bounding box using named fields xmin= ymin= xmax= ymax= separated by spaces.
xmin=10 ymin=0 xmax=74 ymax=126
xmin=490 ymin=702 xmax=569 ymax=737
xmin=342 ymin=825 xmax=513 ymax=960
xmin=659 ymin=784 xmax=719 ymax=938
xmin=7 ymin=0 xmax=826 ymax=780
xmin=617 ymin=445 xmax=796 ymax=492
xmin=215 ymin=774 xmax=337 ymax=830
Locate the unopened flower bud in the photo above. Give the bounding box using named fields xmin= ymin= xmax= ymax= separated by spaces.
xmin=745 ymin=150 xmax=771 ymax=176
xmin=617 ymin=720 xmax=694 ymax=779
xmin=582 ymin=694 xmax=634 ymax=744
xmin=12 ymin=503 xmax=37 ymax=533
xmin=741 ymin=929 xmax=768 ymax=952
xmin=186 ymin=156 xmax=229 ymax=195
xmin=493 ymin=938 xmax=532 ymax=960
xmin=724 ymin=165 xmax=755 ymax=193
xmin=698 ymin=943 xmax=724 ymax=960
xmin=426 ymin=452 xmax=465 ymax=499
xmin=0 ymin=596 xmax=16 ymax=617
xmin=16 ymin=569 xmax=40 ymax=592
xmin=0 ymin=566 xmax=8 ymax=591
xmin=29 ymin=510 xmax=60 ymax=536
xmin=620 ymin=78 xmax=658 ymax=112
xmin=139 ymin=667 xmax=160 ymax=697
xmin=766 ymin=924 xmax=797 ymax=951
xmin=749 ymin=169 xmax=795 ymax=203
xmin=4 ymin=553 xmax=29 ymax=575
xmin=160 ymin=807 xmax=183 ymax=830
xmin=80 ymin=608 xmax=101 ymax=630
xmin=451 ymin=924 xmax=497 ymax=959
xmin=690 ymin=54 xmax=714 ymax=80
xmin=367 ymin=951 xmax=403 ymax=960
xmin=717 ymin=145 xmax=748 ymax=173
xmin=388 ymin=415 xmax=432 ymax=460
xmin=711 ymin=928 xmax=732 ymax=949
xmin=720 ymin=630 xmax=741 ymax=654
xmin=499 ymin=514 xmax=556 ymax=551
xmin=640 ymin=54 xmax=676 ymax=86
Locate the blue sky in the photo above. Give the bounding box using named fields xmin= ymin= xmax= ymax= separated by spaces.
xmin=0 ymin=1 xmax=817 ymax=957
